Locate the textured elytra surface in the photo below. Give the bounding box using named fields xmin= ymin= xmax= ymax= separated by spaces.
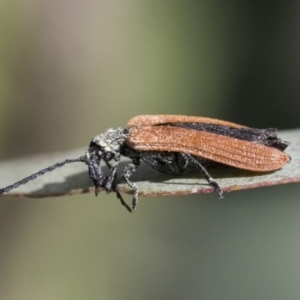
xmin=0 ymin=129 xmax=298 ymax=199
xmin=127 ymin=126 xmax=289 ymax=171
xmin=127 ymin=115 xmax=246 ymax=128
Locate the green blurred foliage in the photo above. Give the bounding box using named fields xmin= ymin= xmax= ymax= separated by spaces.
xmin=0 ymin=1 xmax=300 ymax=299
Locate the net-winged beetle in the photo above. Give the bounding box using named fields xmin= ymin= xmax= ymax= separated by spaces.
xmin=0 ymin=115 xmax=290 ymax=211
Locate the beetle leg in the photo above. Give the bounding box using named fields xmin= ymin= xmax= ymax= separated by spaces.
xmin=122 ymin=158 xmax=140 ymax=210
xmin=105 ymin=160 xmax=120 ymax=193
xmin=85 ymin=155 xmax=105 ymax=196
xmin=181 ymin=153 xmax=224 ymax=198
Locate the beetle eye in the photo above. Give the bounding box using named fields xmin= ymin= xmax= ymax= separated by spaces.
xmin=97 ymin=150 xmax=104 ymax=157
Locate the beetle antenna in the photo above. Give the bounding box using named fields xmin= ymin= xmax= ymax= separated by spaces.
xmin=0 ymin=156 xmax=86 ymax=195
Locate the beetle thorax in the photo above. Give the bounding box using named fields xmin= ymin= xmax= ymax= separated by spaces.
xmin=87 ymin=128 xmax=128 ymax=160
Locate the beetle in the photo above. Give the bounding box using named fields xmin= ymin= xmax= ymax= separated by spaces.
xmin=0 ymin=115 xmax=290 ymax=211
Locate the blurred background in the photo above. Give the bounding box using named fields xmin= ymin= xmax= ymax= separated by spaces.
xmin=1 ymin=1 xmax=300 ymax=299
